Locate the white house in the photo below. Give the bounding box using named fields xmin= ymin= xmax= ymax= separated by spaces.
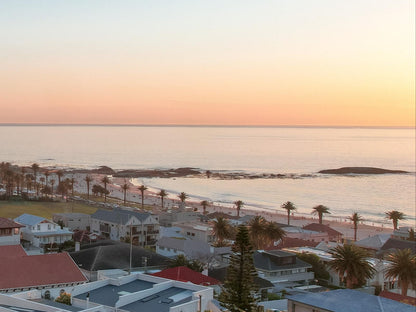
xmin=90 ymin=208 xmax=160 ymax=247
xmin=14 ymin=214 xmax=72 ymax=248
xmin=0 ymin=217 xmax=24 ymax=246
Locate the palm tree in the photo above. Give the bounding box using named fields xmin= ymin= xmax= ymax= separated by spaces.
xmin=178 ymin=192 xmax=188 ymax=209
xmin=348 ymin=212 xmax=363 ymax=241
xmin=248 ymin=216 xmax=267 ymax=249
xmin=121 ymin=181 xmax=130 ymax=205
xmin=101 ymin=176 xmax=110 ymax=202
xmin=265 ymin=221 xmax=286 ymax=247
xmin=385 ymin=210 xmax=405 ymax=230
xmin=44 ymin=171 xmax=50 ymax=185
xmin=328 ymin=244 xmax=376 ymax=289
xmin=212 ymin=217 xmax=232 ymax=246
xmin=200 ymin=200 xmax=209 ymax=215
xmin=385 ymin=248 xmax=416 ymax=296
xmin=31 ymin=163 xmax=39 ymax=195
xmin=138 ymin=185 xmax=148 ymax=209
xmin=248 ymin=216 xmax=286 ymax=249
xmin=158 ymin=189 xmax=168 ymax=209
xmin=56 ymin=170 xmax=64 ymax=184
xmin=85 ymin=175 xmax=92 ymax=199
xmin=70 ymin=177 xmax=76 ymax=196
xmin=281 ymin=201 xmax=297 ymax=225
xmin=50 ymin=179 xmax=55 ymax=196
xmin=312 ymin=205 xmax=331 ymax=224
xmin=234 ymin=200 xmax=244 ymax=218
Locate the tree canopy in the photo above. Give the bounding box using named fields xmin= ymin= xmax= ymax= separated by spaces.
xmin=219 ymin=225 xmax=258 ymax=312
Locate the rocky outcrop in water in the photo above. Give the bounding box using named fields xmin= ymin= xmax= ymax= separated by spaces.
xmin=318 ymin=167 xmax=408 ymax=175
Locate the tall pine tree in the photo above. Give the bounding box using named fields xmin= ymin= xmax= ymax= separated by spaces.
xmin=219 ymin=225 xmax=258 ymax=312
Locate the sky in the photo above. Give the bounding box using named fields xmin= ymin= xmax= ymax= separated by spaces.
xmin=0 ymin=0 xmax=414 ymax=126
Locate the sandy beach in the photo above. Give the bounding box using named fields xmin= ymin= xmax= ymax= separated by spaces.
xmin=71 ymin=172 xmax=395 ymax=241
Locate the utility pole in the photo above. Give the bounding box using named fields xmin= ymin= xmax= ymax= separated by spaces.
xmin=129 ymin=223 xmax=132 ymax=274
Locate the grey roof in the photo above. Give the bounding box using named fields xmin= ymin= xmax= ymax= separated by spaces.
xmin=91 ymin=209 xmax=151 ymax=224
xmin=70 ymin=241 xmax=171 ymax=271
xmin=74 ymin=279 xmax=155 ymax=306
xmin=355 ymin=234 xmax=391 ymax=250
xmin=288 ymin=289 xmax=415 ymax=312
xmin=380 ymin=238 xmax=416 ymax=253
xmin=121 ymin=287 xmax=193 ymax=312
xmin=31 ymin=299 xmax=83 ymax=312
xmin=258 ymin=299 xmax=288 ymax=312
xmin=157 ymin=237 xmax=211 ymax=259
xmin=254 ymin=250 xmax=312 ymax=271
xmin=14 ymin=214 xmax=45 ymax=226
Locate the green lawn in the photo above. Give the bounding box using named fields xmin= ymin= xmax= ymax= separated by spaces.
xmin=0 ymin=201 xmax=98 ymax=220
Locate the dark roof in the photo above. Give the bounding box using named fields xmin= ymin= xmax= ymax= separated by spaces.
xmin=380 ymin=238 xmax=416 ymax=253
xmin=379 ymin=291 xmax=416 ymax=306
xmin=70 ymin=241 xmax=171 ymax=271
xmin=288 ymin=289 xmax=415 ymax=312
xmin=0 ymin=217 xmax=25 ymax=229
xmin=208 ymin=267 xmax=273 ymax=289
xmin=91 ymin=209 xmax=151 ymax=224
xmin=303 ymin=223 xmax=343 ymax=236
xmin=0 ymin=246 xmax=87 ymax=290
xmin=152 ymin=266 xmax=221 ymax=286
xmin=254 ymin=250 xmax=312 ymax=271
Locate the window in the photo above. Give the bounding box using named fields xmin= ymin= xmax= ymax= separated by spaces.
xmin=14 ymin=228 xmax=19 ymax=235
xmin=37 ymin=225 xmax=40 ymax=230
xmin=48 ymin=224 xmax=51 ymax=230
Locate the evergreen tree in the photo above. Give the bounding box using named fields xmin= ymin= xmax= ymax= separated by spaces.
xmin=219 ymin=225 xmax=258 ymax=312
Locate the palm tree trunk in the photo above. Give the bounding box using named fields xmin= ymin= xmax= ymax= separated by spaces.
xmin=401 ymin=281 xmax=409 ymax=296
xmin=287 ymin=211 xmax=290 ymax=225
xmin=319 ymin=213 xmax=323 ymax=224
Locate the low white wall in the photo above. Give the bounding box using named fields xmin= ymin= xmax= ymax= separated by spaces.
xmin=0 ymin=294 xmax=58 ymax=312
xmin=71 ymin=279 xmax=110 ymax=297
xmin=169 ymin=299 xmax=199 ymax=312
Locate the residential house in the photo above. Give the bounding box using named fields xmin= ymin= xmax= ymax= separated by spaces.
xmin=14 ymin=213 xmax=72 ymax=248
xmin=52 ymin=213 xmax=91 ymax=231
xmin=70 ymin=272 xmax=213 ymax=312
xmin=158 ymin=211 xmax=200 ymax=227
xmin=281 ymin=225 xmax=329 ymax=242
xmin=287 ymin=289 xmax=414 ymax=312
xmin=0 ymin=272 xmax=214 ymax=312
xmin=0 ymin=244 xmax=87 ymax=293
xmin=377 ymin=237 xmax=416 ymax=258
xmin=176 ymin=221 xmax=215 ymax=243
xmin=156 ymin=236 xmax=231 ymax=264
xmin=354 ymin=233 xmax=391 ymax=255
xmin=90 ymin=208 xmax=160 ymax=247
xmin=70 ymin=240 xmax=171 ymax=280
xmin=0 ymin=217 xmax=24 ymax=246
xmin=254 ymin=250 xmax=314 ymax=284
xmin=302 ymin=223 xmax=343 ymax=242
xmin=284 ymin=246 xmax=401 ymax=291
xmin=391 ymin=226 xmax=413 ymax=240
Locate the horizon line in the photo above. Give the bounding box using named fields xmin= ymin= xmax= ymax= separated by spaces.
xmin=0 ymin=122 xmax=414 ymax=129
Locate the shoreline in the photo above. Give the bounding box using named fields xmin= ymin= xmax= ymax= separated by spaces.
xmin=71 ymin=173 xmax=396 ymax=242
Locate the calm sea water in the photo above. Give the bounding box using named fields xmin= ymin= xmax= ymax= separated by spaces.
xmin=0 ymin=125 xmax=415 ymax=226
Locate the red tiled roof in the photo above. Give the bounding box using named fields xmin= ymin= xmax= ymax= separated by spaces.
xmin=0 ymin=245 xmax=27 ymax=258
xmin=0 ymin=217 xmax=25 ymax=229
xmin=303 ymin=223 xmax=343 ymax=236
xmin=379 ymin=290 xmax=416 ymax=306
xmin=152 ymin=266 xmax=221 ymax=286
xmin=0 ymin=246 xmax=87 ymax=290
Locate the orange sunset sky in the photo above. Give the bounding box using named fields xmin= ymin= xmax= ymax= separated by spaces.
xmin=0 ymin=1 xmax=415 ymax=127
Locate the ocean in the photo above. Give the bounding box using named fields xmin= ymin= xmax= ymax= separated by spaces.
xmin=1 ymin=125 xmax=415 ymax=227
